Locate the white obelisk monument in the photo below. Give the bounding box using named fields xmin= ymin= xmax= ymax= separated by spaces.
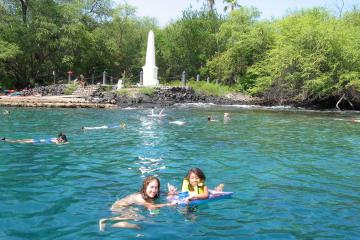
xmin=142 ymin=30 xmax=159 ymax=86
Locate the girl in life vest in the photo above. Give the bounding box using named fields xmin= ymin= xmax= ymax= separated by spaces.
xmin=167 ymin=168 xmax=225 ymax=203
xmin=181 ymin=168 xmax=209 ymax=202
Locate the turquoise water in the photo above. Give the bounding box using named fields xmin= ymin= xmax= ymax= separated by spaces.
xmin=1 ymin=106 xmax=360 ymax=239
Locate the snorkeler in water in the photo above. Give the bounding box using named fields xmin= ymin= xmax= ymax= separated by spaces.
xmin=207 ymin=116 xmax=218 ymax=122
xmin=148 ymin=108 xmax=165 ymax=117
xmin=2 ymin=109 xmax=10 ymax=115
xmin=1 ymin=132 xmax=68 ymax=144
xmin=82 ymin=122 xmax=126 ymax=130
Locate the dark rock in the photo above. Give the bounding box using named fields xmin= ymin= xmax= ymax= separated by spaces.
xmin=22 ymin=84 xmax=67 ymax=96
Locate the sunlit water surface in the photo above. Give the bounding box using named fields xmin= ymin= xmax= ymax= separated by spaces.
xmin=0 ymin=105 xmax=359 ymax=239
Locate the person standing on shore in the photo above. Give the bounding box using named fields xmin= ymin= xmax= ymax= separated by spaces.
xmin=78 ymin=74 xmax=86 ymax=88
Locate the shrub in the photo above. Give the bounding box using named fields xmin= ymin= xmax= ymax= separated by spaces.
xmin=101 ymin=85 xmax=113 ymax=92
xmin=188 ymin=81 xmax=231 ymax=96
xmin=116 ymin=89 xmax=129 ymax=96
xmin=64 ymin=83 xmax=78 ymax=95
xmin=139 ymin=87 xmax=155 ymax=96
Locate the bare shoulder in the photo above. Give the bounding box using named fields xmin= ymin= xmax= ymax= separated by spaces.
xmin=132 ymin=193 xmax=147 ymax=205
xmin=111 ymin=193 xmax=144 ymax=210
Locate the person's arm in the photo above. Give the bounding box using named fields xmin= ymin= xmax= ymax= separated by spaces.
xmin=55 ymin=139 xmax=69 ymax=144
xmin=144 ymin=202 xmax=175 ymax=210
xmin=167 ymin=183 xmax=178 ymax=196
xmin=110 ymin=200 xmax=127 ymax=210
xmin=110 ymin=194 xmax=134 ymax=210
xmin=187 ymin=186 xmax=209 ymax=201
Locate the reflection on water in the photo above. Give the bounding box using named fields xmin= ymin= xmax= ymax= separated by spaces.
xmin=136 ymin=156 xmax=166 ymax=175
xmin=0 ymin=106 xmax=360 ymax=239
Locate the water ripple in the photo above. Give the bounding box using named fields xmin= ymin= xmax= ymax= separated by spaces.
xmin=1 ymin=107 xmax=360 ymax=239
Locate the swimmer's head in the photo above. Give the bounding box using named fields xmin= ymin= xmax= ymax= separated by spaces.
xmin=57 ymin=132 xmax=68 ymax=142
xmin=140 ymin=175 xmax=160 ymax=201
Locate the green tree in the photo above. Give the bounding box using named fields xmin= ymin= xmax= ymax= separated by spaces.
xmin=157 ymin=8 xmax=223 ymax=82
xmin=0 ymin=0 xmax=156 ymax=87
xmin=206 ymin=6 xmax=273 ymax=88
xmin=248 ymin=8 xmax=360 ymax=106
xmin=90 ymin=3 xmax=157 ymax=83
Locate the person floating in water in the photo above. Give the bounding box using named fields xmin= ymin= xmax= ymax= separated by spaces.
xmin=207 ymin=116 xmax=218 ymax=122
xmin=167 ymin=168 xmax=224 ymax=204
xmin=82 ymin=122 xmax=126 ymax=130
xmin=99 ymin=175 xmax=174 ymax=231
xmin=2 ymin=109 xmax=10 ymax=115
xmin=350 ymin=118 xmax=360 ymax=123
xmin=148 ymin=108 xmax=165 ymax=117
xmin=169 ymin=120 xmax=186 ymax=126
xmin=1 ymin=132 xmax=68 ymax=144
xmin=224 ymin=112 xmax=230 ymax=122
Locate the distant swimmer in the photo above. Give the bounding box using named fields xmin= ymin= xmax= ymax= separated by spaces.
xmin=207 ymin=116 xmax=218 ymax=122
xmin=334 ymin=118 xmax=360 ymax=123
xmin=351 ymin=118 xmax=360 ymax=123
xmin=224 ymin=112 xmax=230 ymax=122
xmin=1 ymin=132 xmax=68 ymax=144
xmin=169 ymin=120 xmax=186 ymax=126
xmin=148 ymin=108 xmax=166 ymax=117
xmin=82 ymin=125 xmax=108 ymax=130
xmin=2 ymin=109 xmax=10 ymax=115
xmin=82 ymin=122 xmax=126 ymax=130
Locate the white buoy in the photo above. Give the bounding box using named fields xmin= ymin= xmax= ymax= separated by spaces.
xmin=142 ymin=30 xmax=159 ymax=86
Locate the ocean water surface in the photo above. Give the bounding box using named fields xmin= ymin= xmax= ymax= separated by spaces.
xmin=0 ymin=105 xmax=359 ymax=239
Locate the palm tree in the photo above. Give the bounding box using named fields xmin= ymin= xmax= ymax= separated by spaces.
xmin=208 ymin=0 xmax=215 ymax=11
xmin=197 ymin=0 xmax=215 ymax=11
xmin=223 ymin=0 xmax=240 ymax=12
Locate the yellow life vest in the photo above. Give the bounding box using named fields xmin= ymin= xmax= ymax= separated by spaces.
xmin=181 ymin=179 xmax=205 ymax=194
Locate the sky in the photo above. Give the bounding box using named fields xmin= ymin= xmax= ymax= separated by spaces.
xmin=114 ymin=0 xmax=359 ymax=27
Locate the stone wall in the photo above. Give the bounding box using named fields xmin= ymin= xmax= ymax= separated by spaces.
xmin=22 ymin=84 xmax=67 ymax=96
xmin=87 ymin=86 xmax=259 ymax=107
xmin=14 ymin=84 xmax=261 ymax=108
xmin=6 ymin=84 xmax=359 ymax=110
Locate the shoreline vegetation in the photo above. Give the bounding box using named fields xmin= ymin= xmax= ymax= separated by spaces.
xmin=1 ymin=1 xmax=360 ymax=110
xmin=0 ymin=83 xmax=358 ymax=110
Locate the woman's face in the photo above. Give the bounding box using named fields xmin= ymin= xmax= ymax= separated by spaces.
xmin=145 ymin=179 xmax=159 ymax=198
xmin=189 ymin=172 xmax=201 ymax=187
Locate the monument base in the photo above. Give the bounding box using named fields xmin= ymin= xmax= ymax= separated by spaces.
xmin=142 ymin=65 xmax=159 ymax=86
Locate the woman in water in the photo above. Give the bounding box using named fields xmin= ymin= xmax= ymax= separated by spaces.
xmin=1 ymin=132 xmax=68 ymax=144
xmin=99 ymin=175 xmax=173 ymax=231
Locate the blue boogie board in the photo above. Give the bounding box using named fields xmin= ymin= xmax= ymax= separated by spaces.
xmin=168 ymin=190 xmax=233 ymax=206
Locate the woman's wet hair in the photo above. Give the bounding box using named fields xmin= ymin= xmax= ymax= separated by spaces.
xmin=140 ymin=175 xmax=160 ymax=201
